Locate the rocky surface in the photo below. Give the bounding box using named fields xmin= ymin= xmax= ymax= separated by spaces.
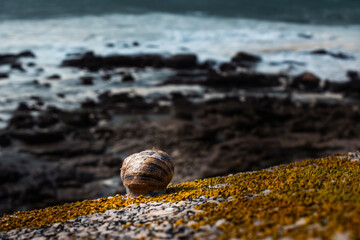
xmin=0 ymin=51 xmax=35 ymax=66
xmin=1 ymin=50 xmax=360 ymax=216
xmin=61 ymin=52 xmax=199 ymax=71
xmin=1 ymin=92 xmax=360 ymax=215
xmin=310 ymin=49 xmax=354 ymax=60
xmin=0 ymin=197 xmax=222 ymax=240
xmin=0 ymin=153 xmax=359 ymax=240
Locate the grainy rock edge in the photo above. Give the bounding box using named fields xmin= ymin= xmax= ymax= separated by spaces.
xmin=1 ymin=152 xmax=360 ymax=240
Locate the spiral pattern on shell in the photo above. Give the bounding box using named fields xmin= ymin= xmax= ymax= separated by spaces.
xmin=121 ymin=149 xmax=174 ymax=197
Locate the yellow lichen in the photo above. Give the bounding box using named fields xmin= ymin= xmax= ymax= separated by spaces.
xmin=1 ymin=154 xmax=359 ymax=239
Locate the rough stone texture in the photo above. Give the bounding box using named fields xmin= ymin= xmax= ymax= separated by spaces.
xmin=0 ymin=197 xmax=226 ymax=240
xmin=1 ymin=94 xmax=360 ymax=215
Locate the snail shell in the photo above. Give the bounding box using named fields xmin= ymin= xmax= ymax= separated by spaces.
xmin=121 ymin=149 xmax=174 ymax=197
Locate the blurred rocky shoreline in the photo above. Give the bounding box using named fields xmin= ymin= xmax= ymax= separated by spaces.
xmin=0 ymin=50 xmax=360 ymax=215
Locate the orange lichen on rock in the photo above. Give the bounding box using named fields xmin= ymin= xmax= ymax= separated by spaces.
xmin=1 ymin=153 xmax=359 ymax=239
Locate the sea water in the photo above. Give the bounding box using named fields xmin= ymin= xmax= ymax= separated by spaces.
xmin=0 ymin=1 xmax=359 ymax=127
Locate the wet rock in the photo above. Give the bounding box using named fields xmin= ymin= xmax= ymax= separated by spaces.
xmin=0 ymin=163 xmax=22 ymax=183
xmin=347 ymin=70 xmax=359 ymax=81
xmin=0 ymin=72 xmax=9 ymax=79
xmin=0 ymin=131 xmax=11 ymax=147
xmin=101 ymin=74 xmax=112 ymax=81
xmin=310 ymin=49 xmax=354 ymax=60
xmin=160 ymin=70 xmax=281 ymax=89
xmin=171 ymin=93 xmax=196 ymax=120
xmin=122 ymin=73 xmax=135 ymax=82
xmin=11 ymin=63 xmax=25 ymax=72
xmin=47 ymin=74 xmax=61 ymax=80
xmin=159 ymin=70 xmax=207 ymax=86
xmin=269 ymin=60 xmax=306 ymax=66
xmin=326 ymin=71 xmax=360 ymax=98
xmin=164 ymin=54 xmax=198 ymax=69
xmin=29 ymin=96 xmax=42 ymax=102
xmin=80 ymin=76 xmax=94 ymax=85
xmin=199 ymin=59 xmax=216 ymax=70
xmin=8 ymin=112 xmax=35 ymax=129
xmin=36 ymin=67 xmax=44 ymax=73
xmin=27 ymin=140 xmax=105 ymax=157
xmin=17 ymin=102 xmax=31 ymax=112
xmin=32 ymin=79 xmax=39 ymax=85
xmin=10 ymin=128 xmax=65 ymax=144
xmin=298 ymin=32 xmax=313 ymax=39
xmin=81 ymin=99 xmax=97 ymax=108
xmin=204 ymin=72 xmax=282 ymax=88
xmin=61 ymin=52 xmax=198 ymax=70
xmin=17 ymin=50 xmax=36 ymax=58
xmin=61 ymin=52 xmax=164 ymax=71
xmin=7 ymin=103 xmax=61 ymax=129
xmin=57 ymin=93 xmax=65 ymax=98
xmin=0 ymin=50 xmax=35 ymax=66
xmin=60 ymin=111 xmax=98 ymax=127
xmin=219 ymin=62 xmax=236 ymax=72
xmin=97 ymin=91 xmax=154 ymax=113
xmin=290 ymin=72 xmax=320 ymax=91
xmin=37 ymin=113 xmax=59 ymax=128
xmin=159 ymin=71 xmax=283 ymax=89
xmin=231 ymin=52 xmax=262 ymax=68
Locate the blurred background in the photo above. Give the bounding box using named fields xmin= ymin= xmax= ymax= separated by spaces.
xmin=0 ymin=0 xmax=360 ymax=215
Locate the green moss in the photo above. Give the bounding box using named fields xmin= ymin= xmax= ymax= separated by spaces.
xmin=1 ymin=154 xmax=360 ymax=239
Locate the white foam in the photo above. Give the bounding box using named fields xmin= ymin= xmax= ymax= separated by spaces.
xmin=0 ymin=13 xmax=359 ymax=125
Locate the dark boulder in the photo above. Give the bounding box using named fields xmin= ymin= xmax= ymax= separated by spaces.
xmin=347 ymin=70 xmax=359 ymax=81
xmin=290 ymin=72 xmax=320 ymax=91
xmin=199 ymin=59 xmax=216 ymax=70
xmin=97 ymin=91 xmax=155 ymax=113
xmin=204 ymin=72 xmax=282 ymax=88
xmin=164 ymin=54 xmax=198 ymax=69
xmin=81 ymin=99 xmax=97 ymax=109
xmin=17 ymin=50 xmax=36 ymax=58
xmin=0 ymin=50 xmax=35 ymax=66
xmin=80 ymin=76 xmax=94 ymax=85
xmin=11 ymin=63 xmax=25 ymax=72
xmin=0 ymin=131 xmax=11 ymax=147
xmin=171 ymin=92 xmax=196 ymax=120
xmin=122 ymin=73 xmax=135 ymax=82
xmin=325 ymin=71 xmax=360 ymax=98
xmin=101 ymin=74 xmax=112 ymax=81
xmin=0 ymin=72 xmax=9 ymax=79
xmin=10 ymin=128 xmax=65 ymax=144
xmin=61 ymin=52 xmax=165 ymax=71
xmin=47 ymin=74 xmax=61 ymax=80
xmin=8 ymin=112 xmax=35 ymax=129
xmin=231 ymin=52 xmax=262 ymax=68
xmin=0 ymin=163 xmax=22 ymax=183
xmin=219 ymin=62 xmax=236 ymax=72
xmin=310 ymin=49 xmax=354 ymax=60
xmin=16 ymin=102 xmax=31 ymax=112
xmin=37 ymin=113 xmax=59 ymax=128
xmin=57 ymin=93 xmax=65 ymax=98
xmin=27 ymin=140 xmax=105 ymax=157
xmin=60 ymin=111 xmax=98 ymax=128
xmin=61 ymin=52 xmax=199 ymax=70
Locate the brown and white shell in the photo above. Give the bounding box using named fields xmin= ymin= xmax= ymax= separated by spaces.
xmin=121 ymin=149 xmax=174 ymax=197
